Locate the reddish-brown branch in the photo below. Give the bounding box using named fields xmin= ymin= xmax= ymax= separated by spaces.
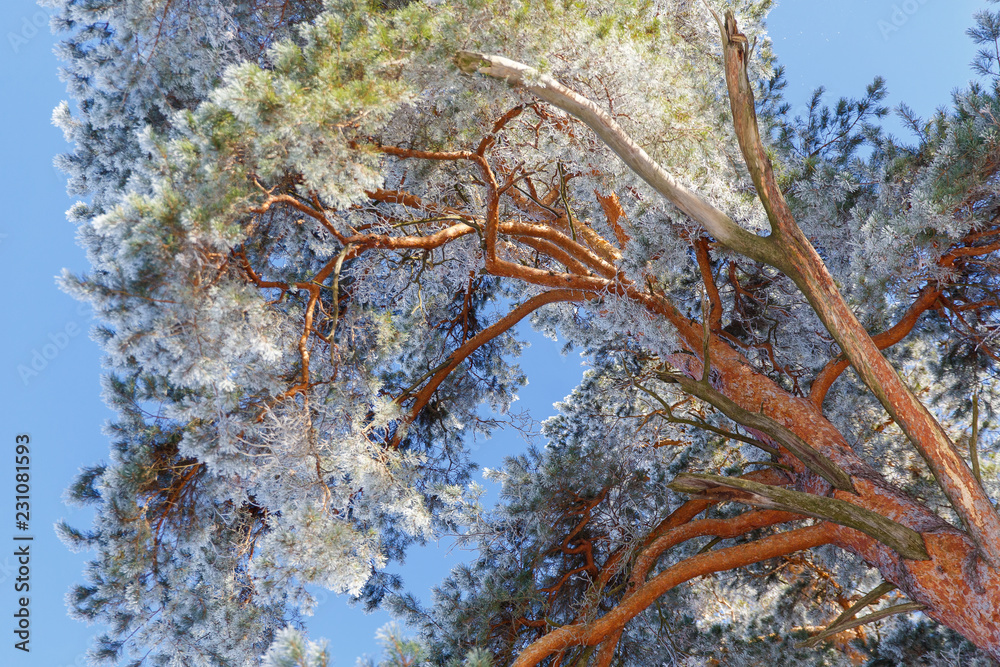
xmin=940 ymin=239 xmax=1000 ymax=267
xmin=508 ymin=179 xmax=561 ymax=222
xmin=514 ymin=237 xmax=592 ymax=275
xmin=294 ymin=283 xmax=321 ymax=390
xmin=511 ymin=524 xmax=832 ymax=667
xmin=488 ymin=258 xmax=612 ymax=292
xmin=593 ymin=629 xmax=622 ymax=667
xmin=365 ymin=188 xmax=465 ymax=217
xmin=694 ymin=236 xmax=723 ymax=330
xmin=950 ymin=297 xmax=1000 ymax=312
xmin=538 ymin=489 xmax=609 ymax=599
xmin=809 ymin=286 xmax=944 ymax=407
xmin=394 ymin=289 xmax=591 ymax=446
xmin=629 ymin=510 xmax=803 ymax=588
xmin=477 ymin=104 xmax=528 ymax=155
xmin=249 ymin=193 xmax=347 ymax=243
xmin=373 ymin=142 xmax=502 ymax=263
xmin=343 ymin=223 xmax=477 ymax=259
xmin=538 ymin=564 xmax=596 ymax=599
xmin=595 ymin=191 xmax=630 ymax=248
xmin=808 ymin=224 xmax=1000 ymax=406
xmin=499 ymin=221 xmax=618 ymax=277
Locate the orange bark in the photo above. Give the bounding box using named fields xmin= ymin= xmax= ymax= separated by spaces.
xmin=809 ymin=285 xmax=942 ymax=407
xmin=716 ymin=10 xmax=1000 ymax=566
xmin=398 ymin=288 xmax=589 ymax=441
xmin=242 ymin=52 xmax=1000 ymax=658
xmin=511 ymin=524 xmax=833 ymax=667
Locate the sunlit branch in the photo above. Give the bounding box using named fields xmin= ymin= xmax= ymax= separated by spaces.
xmin=372 ymin=142 xmax=502 ymax=264
xmin=628 ymin=509 xmax=803 ymax=589
xmin=809 ymin=285 xmax=942 ymax=407
xmin=393 ymin=288 xmax=591 ymax=446
xmin=454 ymin=51 xmax=782 ymax=268
xmin=657 ymin=369 xmax=855 ymax=492
xmin=810 ymin=228 xmax=1000 ymax=407
xmin=667 ymin=473 xmax=929 ymax=560
xmin=694 ymin=236 xmax=723 ymax=330
xmin=366 ymin=187 xmax=467 ymax=217
xmin=712 ymin=8 xmax=1000 ymax=565
xmin=248 ymin=190 xmax=347 ymax=244
xmin=511 ymin=524 xmax=832 ymax=667
xmin=499 ymin=220 xmax=618 ymax=277
xmin=514 ymin=237 xmax=591 ymax=274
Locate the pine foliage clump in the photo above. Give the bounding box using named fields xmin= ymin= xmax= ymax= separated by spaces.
xmin=50 ymin=0 xmax=1000 ymax=665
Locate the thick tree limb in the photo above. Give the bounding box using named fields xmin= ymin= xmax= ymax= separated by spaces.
xmin=659 ymin=370 xmax=856 ymax=493
xmin=453 ymin=51 xmax=783 ymax=267
xmin=809 ymin=285 xmax=942 ymax=407
xmin=667 ymin=473 xmax=930 ymax=560
xmin=511 ymin=524 xmax=832 ymax=667
xmin=809 ymin=227 xmax=1000 ymax=406
xmin=456 ymin=26 xmax=1000 ymax=564
xmin=629 ymin=509 xmax=803 ymax=588
xmin=711 ymin=10 xmax=1000 ymax=565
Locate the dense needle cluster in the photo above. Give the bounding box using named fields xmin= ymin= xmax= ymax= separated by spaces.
xmin=48 ymin=0 xmax=1000 ymax=665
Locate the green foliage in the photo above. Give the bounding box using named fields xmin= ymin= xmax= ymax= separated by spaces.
xmin=50 ymin=0 xmax=1000 ymax=665
xmin=263 ymin=628 xmax=330 ymax=667
xmin=969 ymin=0 xmax=1000 ymax=79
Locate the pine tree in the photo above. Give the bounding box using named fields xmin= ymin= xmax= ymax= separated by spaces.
xmin=52 ymin=0 xmax=1000 ymax=664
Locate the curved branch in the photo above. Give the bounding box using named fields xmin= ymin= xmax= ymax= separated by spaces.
xmin=800 ymin=602 xmax=926 ymax=648
xmin=809 ymin=285 xmax=942 ymax=407
xmin=660 ymin=370 xmax=856 ymax=493
xmin=511 ymin=524 xmax=832 ymax=667
xmin=499 ymin=220 xmax=618 ymax=277
xmin=454 ymin=51 xmax=782 ymax=267
xmin=582 ymin=469 xmax=791 ymax=609
xmin=629 ymin=509 xmax=803 ymax=588
xmin=395 ymin=288 xmax=590 ymax=444
xmin=714 ymin=9 xmax=1000 ymax=565
xmin=373 ymin=142 xmax=502 ymax=263
xmin=667 ymin=473 xmax=929 ymax=561
xmin=514 ymin=237 xmax=592 ymax=275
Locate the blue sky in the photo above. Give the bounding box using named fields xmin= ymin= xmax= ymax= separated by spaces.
xmin=0 ymin=1 xmax=989 ymax=665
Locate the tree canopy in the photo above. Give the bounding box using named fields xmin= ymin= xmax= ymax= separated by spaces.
xmin=50 ymin=0 xmax=1000 ymax=665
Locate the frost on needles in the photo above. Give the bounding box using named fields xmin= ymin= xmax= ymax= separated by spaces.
xmin=49 ymin=0 xmax=1000 ymax=665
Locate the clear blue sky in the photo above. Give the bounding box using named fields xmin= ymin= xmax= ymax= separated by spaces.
xmin=0 ymin=1 xmax=988 ymax=665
